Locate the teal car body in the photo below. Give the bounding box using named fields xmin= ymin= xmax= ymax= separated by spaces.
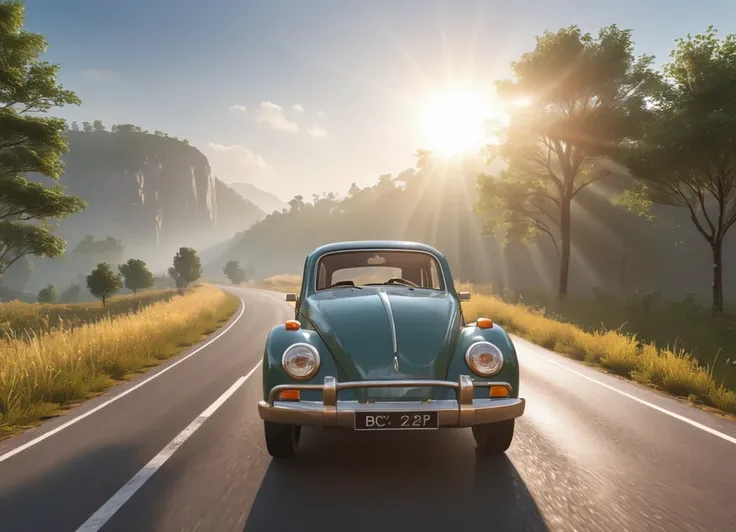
xmin=258 ymin=240 xmax=525 ymax=457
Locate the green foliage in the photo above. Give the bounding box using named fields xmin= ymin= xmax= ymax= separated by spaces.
xmin=624 ymin=27 xmax=736 ymax=311
xmin=36 ymin=284 xmax=56 ymax=303
xmin=169 ymin=247 xmax=202 ymax=288
xmin=223 ymin=259 xmax=246 ymax=284
xmin=92 ymin=120 xmax=105 ymax=132
xmin=82 ymin=121 xmax=93 ymax=133
xmin=477 ymin=24 xmax=661 ymax=297
xmin=0 ymin=1 xmax=85 ymax=279
xmin=86 ymin=262 xmax=122 ymax=307
xmin=118 ymin=258 xmax=154 ymax=294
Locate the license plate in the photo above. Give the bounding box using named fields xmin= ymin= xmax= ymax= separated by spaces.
xmin=354 ymin=411 xmax=439 ymax=431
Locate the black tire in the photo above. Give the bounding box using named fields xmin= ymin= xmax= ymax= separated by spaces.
xmin=472 ymin=419 xmax=515 ymax=455
xmin=264 ymin=421 xmax=301 ymax=458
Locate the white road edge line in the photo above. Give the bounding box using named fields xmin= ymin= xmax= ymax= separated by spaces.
xmin=75 ymin=362 xmax=261 ymax=532
xmin=0 ymin=297 xmax=246 ymax=464
xmin=518 ymin=342 xmax=736 ymax=446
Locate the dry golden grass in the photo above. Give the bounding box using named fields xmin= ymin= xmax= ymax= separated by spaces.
xmin=0 ymin=289 xmax=180 ymax=340
xmin=0 ymin=285 xmax=239 ymax=436
xmin=460 ymin=288 xmax=736 ymax=415
xmin=249 ymin=274 xmax=301 ymax=294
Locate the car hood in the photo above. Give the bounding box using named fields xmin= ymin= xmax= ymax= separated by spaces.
xmin=302 ymin=288 xmax=461 ymax=400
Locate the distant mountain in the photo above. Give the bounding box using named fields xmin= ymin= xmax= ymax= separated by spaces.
xmin=14 ymin=129 xmax=266 ymax=292
xmin=226 ymin=182 xmax=288 ymax=215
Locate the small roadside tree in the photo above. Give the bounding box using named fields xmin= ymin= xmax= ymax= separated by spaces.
xmin=168 ymin=247 xmax=202 ymax=290
xmin=118 ymin=258 xmax=154 ymax=294
xmin=223 ymin=260 xmax=245 ymax=284
xmin=86 ymin=262 xmax=122 ymax=308
xmin=37 ymin=284 xmax=56 ymax=303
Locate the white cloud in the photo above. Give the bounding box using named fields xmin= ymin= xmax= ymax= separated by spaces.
xmin=316 ymin=109 xmax=325 ymax=119
xmin=307 ymin=126 xmax=327 ymax=139
xmin=208 ymin=143 xmax=269 ymax=170
xmin=293 ymin=104 xmax=304 ymax=112
xmin=256 ymin=101 xmax=299 ymax=132
xmin=229 ymin=105 xmax=247 ymax=115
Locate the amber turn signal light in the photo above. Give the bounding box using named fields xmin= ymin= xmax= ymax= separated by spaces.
xmin=476 ymin=317 xmax=493 ymax=329
xmin=489 ymin=386 xmax=509 ymax=398
xmin=284 ymin=320 xmax=301 ymax=331
xmin=278 ymin=390 xmax=300 ymax=401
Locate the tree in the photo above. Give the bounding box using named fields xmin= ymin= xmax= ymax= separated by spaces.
xmin=223 ymin=260 xmax=246 ymax=284
xmin=71 ymin=121 xmax=79 ymax=131
xmin=82 ymin=121 xmax=93 ymax=132
xmin=37 ymin=284 xmax=56 ymax=303
xmin=0 ymin=1 xmax=86 ymax=282
xmin=73 ymin=235 xmax=124 ymax=261
xmin=168 ymin=247 xmax=201 ymax=289
xmin=621 ymin=27 xmax=736 ymax=312
xmin=476 ymin=25 xmax=660 ymax=298
xmin=60 ymin=283 xmax=81 ymax=302
xmin=86 ymin=262 xmax=122 ymax=308
xmin=118 ymin=258 xmax=154 ymax=294
xmin=92 ymin=120 xmax=105 ymax=132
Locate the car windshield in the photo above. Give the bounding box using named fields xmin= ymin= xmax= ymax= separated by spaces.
xmin=315 ymin=250 xmax=444 ymax=291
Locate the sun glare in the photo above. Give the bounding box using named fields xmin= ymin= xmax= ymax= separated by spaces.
xmin=422 ymin=87 xmax=507 ymax=155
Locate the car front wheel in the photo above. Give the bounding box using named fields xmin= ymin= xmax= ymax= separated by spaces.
xmin=472 ymin=419 xmax=514 ymax=455
xmin=264 ymin=421 xmax=301 ymax=458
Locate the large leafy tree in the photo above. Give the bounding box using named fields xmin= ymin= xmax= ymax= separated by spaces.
xmin=477 ymin=25 xmax=661 ymax=297
xmin=168 ymin=247 xmax=202 ymax=289
xmin=622 ymin=27 xmax=736 ymax=312
xmin=118 ymin=258 xmax=154 ymax=294
xmin=0 ymin=1 xmax=86 ymax=280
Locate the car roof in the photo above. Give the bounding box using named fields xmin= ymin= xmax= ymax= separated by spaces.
xmin=307 ymin=240 xmax=445 ymax=259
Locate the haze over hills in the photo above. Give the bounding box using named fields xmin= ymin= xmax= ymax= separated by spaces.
xmin=211 ymin=153 xmax=735 ymax=302
xmin=225 ymin=182 xmax=288 ymax=215
xmin=7 ymin=127 xmax=266 ymax=293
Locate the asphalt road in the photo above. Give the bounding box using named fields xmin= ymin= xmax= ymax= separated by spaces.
xmin=1 ymin=285 xmax=735 ymax=532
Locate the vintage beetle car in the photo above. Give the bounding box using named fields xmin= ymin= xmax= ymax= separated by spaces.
xmin=258 ymin=240 xmax=525 ymax=458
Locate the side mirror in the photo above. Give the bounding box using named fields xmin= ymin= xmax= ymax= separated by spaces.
xmin=285 ymin=293 xmax=298 ymax=302
xmin=458 ymin=291 xmax=471 ymax=301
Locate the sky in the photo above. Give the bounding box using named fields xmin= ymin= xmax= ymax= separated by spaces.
xmin=23 ymin=0 xmax=736 ymax=202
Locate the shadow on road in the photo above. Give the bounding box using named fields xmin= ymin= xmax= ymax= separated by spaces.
xmin=243 ymin=427 xmax=549 ymax=532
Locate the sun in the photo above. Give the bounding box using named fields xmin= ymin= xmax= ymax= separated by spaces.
xmin=422 ymin=87 xmax=506 ymax=155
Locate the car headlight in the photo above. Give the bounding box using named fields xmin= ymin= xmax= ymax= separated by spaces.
xmin=465 ymin=341 xmax=504 ymax=377
xmin=282 ymin=343 xmax=321 ymax=380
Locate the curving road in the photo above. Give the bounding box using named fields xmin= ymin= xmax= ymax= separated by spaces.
xmin=0 ymin=285 xmax=734 ymax=532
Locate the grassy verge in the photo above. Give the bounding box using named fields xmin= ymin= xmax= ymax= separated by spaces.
xmin=249 ymin=274 xmax=301 ymax=295
xmin=0 ymin=289 xmax=181 ymax=339
xmin=459 ymin=287 xmax=736 ymax=415
xmin=0 ymin=285 xmax=239 ymax=437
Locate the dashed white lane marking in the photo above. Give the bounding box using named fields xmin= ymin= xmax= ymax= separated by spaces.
xmin=75 ymin=361 xmax=261 ymax=532
xmin=519 ymin=342 xmax=736 ymax=446
xmin=0 ymin=297 xmax=246 ymax=464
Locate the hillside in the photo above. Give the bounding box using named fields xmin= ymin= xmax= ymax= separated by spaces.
xmin=8 ymin=128 xmax=265 ymax=293
xmin=215 ymin=154 xmax=735 ymax=301
xmin=226 ymin=182 xmax=288 ymax=214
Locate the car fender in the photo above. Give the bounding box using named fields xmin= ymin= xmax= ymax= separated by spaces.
xmin=262 ymin=324 xmax=340 ymax=402
xmin=446 ymin=322 xmax=520 ymax=399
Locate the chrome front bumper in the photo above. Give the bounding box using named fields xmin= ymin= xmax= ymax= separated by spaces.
xmin=258 ymin=375 xmax=526 ymax=428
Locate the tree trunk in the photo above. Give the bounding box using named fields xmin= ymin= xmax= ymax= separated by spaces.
xmin=558 ymin=198 xmax=572 ymax=298
xmin=711 ymin=238 xmax=724 ymax=312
